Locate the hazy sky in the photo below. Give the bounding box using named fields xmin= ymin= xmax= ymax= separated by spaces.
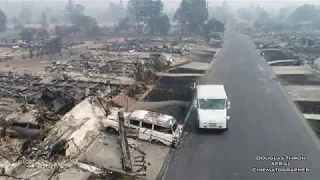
xmin=0 ymin=0 xmax=318 ymax=11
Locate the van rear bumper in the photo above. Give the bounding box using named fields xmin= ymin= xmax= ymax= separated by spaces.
xmin=198 ymin=122 xmax=227 ymax=129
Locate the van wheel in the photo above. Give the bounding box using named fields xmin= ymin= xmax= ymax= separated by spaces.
xmin=106 ymin=127 xmax=118 ymax=135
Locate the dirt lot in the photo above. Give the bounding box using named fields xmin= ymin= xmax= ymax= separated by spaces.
xmin=0 ymin=57 xmax=73 ymax=75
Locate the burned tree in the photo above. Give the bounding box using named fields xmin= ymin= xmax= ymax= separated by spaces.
xmin=44 ymin=36 xmax=63 ymax=60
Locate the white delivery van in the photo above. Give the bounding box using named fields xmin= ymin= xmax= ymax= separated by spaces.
xmin=194 ymin=84 xmax=230 ymax=130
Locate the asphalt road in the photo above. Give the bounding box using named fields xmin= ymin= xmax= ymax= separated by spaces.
xmin=162 ymin=31 xmax=320 ymax=180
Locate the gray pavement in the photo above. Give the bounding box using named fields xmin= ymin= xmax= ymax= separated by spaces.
xmin=162 ymin=31 xmax=320 ymax=180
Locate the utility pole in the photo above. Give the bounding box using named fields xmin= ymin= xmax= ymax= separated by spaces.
xmin=150 ymin=0 xmax=153 ymax=37
xmin=135 ymin=0 xmax=139 ymax=37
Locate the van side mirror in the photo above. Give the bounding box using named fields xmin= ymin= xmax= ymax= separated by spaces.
xmin=227 ymin=101 xmax=231 ymax=109
xmin=194 ymin=99 xmax=198 ymax=108
xmin=226 ymin=116 xmax=230 ymax=120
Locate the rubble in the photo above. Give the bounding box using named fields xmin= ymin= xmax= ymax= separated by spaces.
xmin=0 ymin=31 xmax=213 ymax=179
xmin=105 ymin=41 xmax=184 ymax=54
xmin=45 ymin=56 xmax=154 ymax=79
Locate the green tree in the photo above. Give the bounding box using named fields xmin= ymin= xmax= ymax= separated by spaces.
xmin=0 ymin=10 xmax=7 ymax=31
xmin=20 ymin=28 xmax=37 ymax=42
xmin=289 ymin=4 xmax=316 ymax=23
xmin=173 ymin=0 xmax=188 ymax=37
xmin=127 ymin=0 xmax=148 ymax=35
xmin=202 ymin=18 xmax=224 ymax=41
xmin=147 ymin=0 xmax=164 ymax=36
xmin=19 ymin=8 xmax=32 ymax=24
xmin=204 ymin=18 xmax=224 ymax=32
xmin=37 ymin=29 xmax=49 ymax=39
xmin=20 ymin=28 xmax=50 ymax=42
xmin=68 ymin=25 xmax=81 ymax=36
xmin=154 ymin=14 xmax=171 ymax=44
xmin=115 ymin=16 xmax=132 ymax=34
xmin=73 ymin=14 xmax=101 ymax=36
xmin=74 ymin=4 xmax=85 ymax=14
xmin=174 ymin=0 xmax=208 ymax=35
xmin=65 ymin=0 xmax=75 ymax=22
xmin=258 ymin=11 xmax=269 ymax=23
xmin=12 ymin=17 xmax=19 ymax=24
xmin=64 ymin=0 xmax=85 ymax=23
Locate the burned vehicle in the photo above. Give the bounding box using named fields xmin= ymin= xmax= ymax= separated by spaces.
xmin=125 ymin=110 xmax=183 ymax=147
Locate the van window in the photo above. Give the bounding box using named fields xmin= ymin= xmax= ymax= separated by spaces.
xmin=141 ymin=122 xmax=152 ymax=129
xmin=130 ymin=119 xmax=140 ymax=126
xmin=172 ymin=124 xmax=178 ymax=132
xmin=154 ymin=125 xmax=171 ymax=133
xmin=198 ymin=99 xmax=226 ymax=110
xmin=168 ymin=124 xmax=178 ymax=134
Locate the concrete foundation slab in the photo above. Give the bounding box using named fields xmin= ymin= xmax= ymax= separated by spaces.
xmin=178 ymin=62 xmax=210 ymax=71
xmin=272 ymin=66 xmax=314 ymax=75
xmin=268 ymin=59 xmax=301 ymax=66
xmin=304 ymin=114 xmax=320 ymax=121
xmin=156 ymin=72 xmax=203 ymax=77
xmin=285 ymin=85 xmax=320 ymax=101
xmin=80 ymin=134 xmax=170 ymax=180
xmin=129 ymin=138 xmax=170 ymax=180
xmin=58 ymin=170 xmax=91 ymax=180
xmin=79 ymin=135 xmax=123 ymax=172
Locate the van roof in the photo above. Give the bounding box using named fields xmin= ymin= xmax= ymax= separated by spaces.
xmin=128 ymin=110 xmax=176 ymax=128
xmin=197 ymin=85 xmax=227 ymax=99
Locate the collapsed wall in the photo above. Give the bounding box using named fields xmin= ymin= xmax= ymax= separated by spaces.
xmin=44 ymin=97 xmax=121 ymax=157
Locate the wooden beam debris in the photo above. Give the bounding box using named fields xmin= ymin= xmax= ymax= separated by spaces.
xmin=118 ymin=111 xmax=132 ymax=172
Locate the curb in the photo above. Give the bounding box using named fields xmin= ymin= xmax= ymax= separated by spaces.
xmin=203 ymin=49 xmax=221 ymax=81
